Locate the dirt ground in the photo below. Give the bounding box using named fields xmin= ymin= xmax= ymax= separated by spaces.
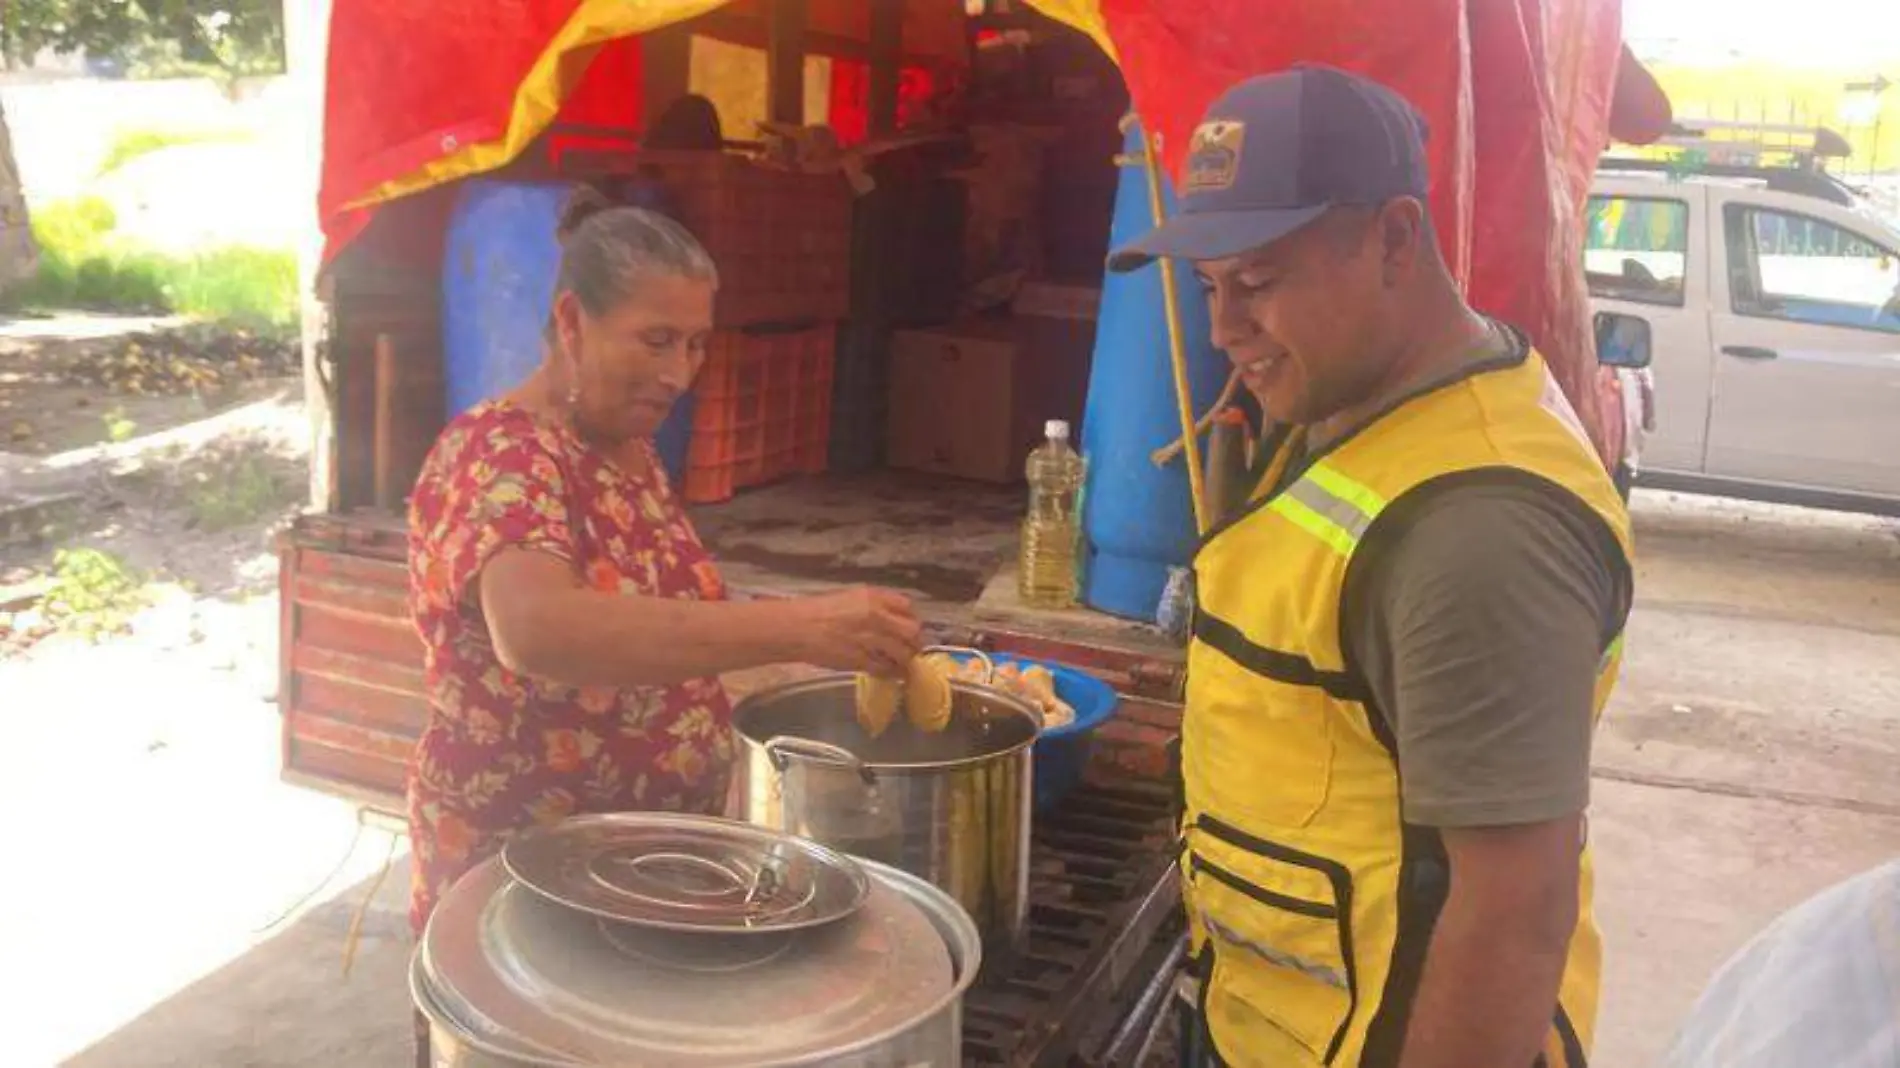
xmin=3 ymin=318 xmax=1897 ymax=1067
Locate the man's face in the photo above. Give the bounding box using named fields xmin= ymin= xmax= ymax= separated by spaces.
xmin=1194 ymin=204 xmax=1410 ymax=425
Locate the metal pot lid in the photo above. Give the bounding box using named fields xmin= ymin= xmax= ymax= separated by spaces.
xmin=503 ymin=813 xmax=869 ymax=933
xmin=419 ymin=851 xmax=957 ymax=1065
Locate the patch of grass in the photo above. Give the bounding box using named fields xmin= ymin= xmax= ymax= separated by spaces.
xmin=165 ymin=246 xmax=298 ymax=329
xmin=1 ymin=196 xmax=296 ymax=328
xmin=96 ymin=127 xmax=254 ymax=178
xmin=40 ymin=547 xmax=147 ymax=640
xmin=102 ymin=408 xmax=139 ymax=444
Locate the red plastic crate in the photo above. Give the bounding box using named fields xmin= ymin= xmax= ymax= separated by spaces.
xmin=684 ymin=327 xmax=836 ymax=504
xmin=640 ymin=151 xmax=853 ymax=329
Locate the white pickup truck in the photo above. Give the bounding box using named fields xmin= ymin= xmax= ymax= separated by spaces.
xmin=1586 ymin=163 xmax=1900 ymax=514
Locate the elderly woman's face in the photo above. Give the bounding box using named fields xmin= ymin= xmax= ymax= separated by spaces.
xmin=553 ymin=273 xmax=715 ymax=446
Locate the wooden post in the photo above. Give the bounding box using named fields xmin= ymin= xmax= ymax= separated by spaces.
xmin=641 ymin=24 xmax=694 ymax=130
xmin=868 ymin=0 xmax=904 ymax=136
xmin=286 ymin=0 xmax=336 ymax=511
xmin=372 ymin=334 xmax=399 ymax=511
xmin=767 ymin=0 xmax=808 ymax=126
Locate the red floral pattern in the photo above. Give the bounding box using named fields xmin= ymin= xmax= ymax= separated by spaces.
xmin=405 ymin=401 xmax=733 ymax=935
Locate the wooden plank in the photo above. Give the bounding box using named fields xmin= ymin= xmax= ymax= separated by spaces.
xmin=293 ymin=573 xmax=410 ymax=621
xmin=290 ymin=710 xmax=419 ymax=764
xmin=291 ymin=548 xmax=408 ymax=588
xmin=292 ymin=644 xmax=426 ymax=694
xmin=285 ymin=738 xmax=410 ymax=806
xmin=294 ymin=672 xmax=430 ymax=736
xmin=294 ymin=601 xmax=424 ymax=663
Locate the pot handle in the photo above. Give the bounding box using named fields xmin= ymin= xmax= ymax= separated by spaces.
xmin=924 ymin=644 xmax=995 ymax=684
xmin=762 ymin=735 xmax=877 ymax=785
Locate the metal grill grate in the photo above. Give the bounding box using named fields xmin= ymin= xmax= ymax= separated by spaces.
xmin=963 ymin=780 xmax=1183 ymax=1066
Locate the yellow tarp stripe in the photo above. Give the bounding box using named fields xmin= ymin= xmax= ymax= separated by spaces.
xmin=1268 ymin=494 xmax=1358 ymax=557
xmin=1303 ymin=461 xmax=1388 ymax=518
xmin=344 ymin=0 xmax=736 ymax=213
xmin=346 ymin=0 xmax=1122 ymax=222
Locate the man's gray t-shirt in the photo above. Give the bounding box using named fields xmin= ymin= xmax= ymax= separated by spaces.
xmin=1341 ymin=478 xmax=1629 ymax=828
xmin=1258 ymin=326 xmax=1630 ymax=830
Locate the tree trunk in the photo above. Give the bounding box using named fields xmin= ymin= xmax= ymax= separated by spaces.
xmin=0 ymin=96 xmax=38 ymax=291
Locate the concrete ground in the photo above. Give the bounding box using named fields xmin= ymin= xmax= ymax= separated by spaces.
xmin=6 ymin=487 xmax=1897 ymax=1067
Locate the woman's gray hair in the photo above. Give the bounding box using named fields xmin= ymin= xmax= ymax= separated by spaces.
xmin=551 ymin=187 xmax=718 ymax=323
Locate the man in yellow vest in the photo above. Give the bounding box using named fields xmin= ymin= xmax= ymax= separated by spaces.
xmin=1109 ymin=66 xmax=1633 ymax=1067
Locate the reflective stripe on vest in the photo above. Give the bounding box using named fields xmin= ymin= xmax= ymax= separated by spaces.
xmin=1266 ymin=462 xmax=1390 ymax=556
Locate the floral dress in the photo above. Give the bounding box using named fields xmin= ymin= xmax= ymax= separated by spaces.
xmin=405 ymin=401 xmax=734 ymax=936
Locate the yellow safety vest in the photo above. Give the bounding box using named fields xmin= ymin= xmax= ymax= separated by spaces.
xmin=1182 ymin=343 xmax=1633 ymax=1068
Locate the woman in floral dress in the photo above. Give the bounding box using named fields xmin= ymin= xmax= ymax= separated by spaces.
xmin=405 ymin=193 xmax=921 ymax=1056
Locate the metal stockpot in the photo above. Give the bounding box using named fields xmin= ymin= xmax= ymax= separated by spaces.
xmin=732 ymin=672 xmax=1038 ymax=972
xmin=411 ymin=849 xmax=980 ymax=1067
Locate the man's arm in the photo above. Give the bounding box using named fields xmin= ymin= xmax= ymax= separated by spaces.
xmin=1345 ymin=479 xmax=1627 ymax=1068
xmin=1400 ymin=819 xmax=1582 ymax=1068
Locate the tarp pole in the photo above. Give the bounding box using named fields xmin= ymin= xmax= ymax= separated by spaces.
xmin=1129 ymin=118 xmax=1210 ymax=535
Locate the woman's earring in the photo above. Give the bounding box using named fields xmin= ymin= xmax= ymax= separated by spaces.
xmin=566 ymin=385 xmax=581 ymax=408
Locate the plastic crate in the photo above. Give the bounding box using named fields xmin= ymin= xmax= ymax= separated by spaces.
xmin=684 ymin=327 xmax=836 ymax=504
xmin=640 ymin=151 xmax=853 ymax=328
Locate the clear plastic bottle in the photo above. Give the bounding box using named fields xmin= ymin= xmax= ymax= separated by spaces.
xmin=1019 ymin=419 xmax=1087 ymax=610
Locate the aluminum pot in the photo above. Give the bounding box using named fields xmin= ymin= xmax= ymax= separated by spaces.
xmin=411 ymin=851 xmax=981 ymax=1067
xmin=732 ymin=672 xmax=1038 ymax=971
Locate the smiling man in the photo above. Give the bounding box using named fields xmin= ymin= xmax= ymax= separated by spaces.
xmin=1109 ymin=67 xmax=1633 ymax=1067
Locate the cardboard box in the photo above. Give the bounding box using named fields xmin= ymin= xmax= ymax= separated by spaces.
xmin=887 ymin=315 xmax=1094 ymax=484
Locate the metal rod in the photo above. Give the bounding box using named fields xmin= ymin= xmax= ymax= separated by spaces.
xmin=1102 ymin=931 xmax=1191 ymax=1064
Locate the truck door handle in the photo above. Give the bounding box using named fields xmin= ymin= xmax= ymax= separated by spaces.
xmin=1722 ymin=345 xmax=1778 ymax=361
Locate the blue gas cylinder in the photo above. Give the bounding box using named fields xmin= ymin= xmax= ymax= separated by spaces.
xmin=1079 ymin=121 xmax=1230 ymax=619
xmin=441 ymin=179 xmax=695 ymax=481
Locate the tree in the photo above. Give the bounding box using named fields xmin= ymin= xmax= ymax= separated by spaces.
xmin=0 ymin=0 xmax=285 ymax=82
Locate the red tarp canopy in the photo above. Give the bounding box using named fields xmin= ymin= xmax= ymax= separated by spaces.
xmin=319 ymin=0 xmax=1669 ymax=457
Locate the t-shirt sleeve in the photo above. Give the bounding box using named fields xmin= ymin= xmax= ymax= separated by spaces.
xmin=410 ymin=417 xmax=580 ymax=620
xmin=1346 ymin=480 xmax=1627 ymax=829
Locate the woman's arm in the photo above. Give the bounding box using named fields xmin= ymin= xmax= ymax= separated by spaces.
xmin=478 ymin=548 xmax=922 ymax=688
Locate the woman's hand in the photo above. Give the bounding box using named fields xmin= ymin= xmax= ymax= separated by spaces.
xmin=788 ymin=587 xmax=923 ymax=677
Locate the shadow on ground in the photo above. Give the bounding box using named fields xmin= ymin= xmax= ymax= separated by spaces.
xmin=63 ymin=866 xmax=415 ymax=1068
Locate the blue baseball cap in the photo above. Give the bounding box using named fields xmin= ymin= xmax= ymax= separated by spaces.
xmin=1108 ymin=64 xmax=1430 ymax=272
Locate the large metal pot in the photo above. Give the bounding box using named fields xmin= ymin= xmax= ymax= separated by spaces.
xmin=412 ymin=846 xmax=980 ymax=1067
xmin=732 ymin=673 xmax=1038 ymax=970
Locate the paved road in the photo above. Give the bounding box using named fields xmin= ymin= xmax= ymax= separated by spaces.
xmin=7 ymin=489 xmax=1898 ymax=1068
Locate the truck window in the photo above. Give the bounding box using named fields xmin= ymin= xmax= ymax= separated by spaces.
xmin=1724 ymin=205 xmax=1900 ymax=335
xmin=1584 ymin=195 xmax=1689 ymax=306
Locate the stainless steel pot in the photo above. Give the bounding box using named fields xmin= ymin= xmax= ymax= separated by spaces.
xmin=731 ymin=672 xmax=1038 ymax=971
xmin=412 ymin=849 xmax=980 ymax=1067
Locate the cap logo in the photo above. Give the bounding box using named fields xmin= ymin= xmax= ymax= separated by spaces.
xmin=1185 ymin=120 xmax=1246 ymax=194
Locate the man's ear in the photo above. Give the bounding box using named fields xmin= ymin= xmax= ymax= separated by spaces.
xmin=1377 ymin=197 xmax=1429 ymax=283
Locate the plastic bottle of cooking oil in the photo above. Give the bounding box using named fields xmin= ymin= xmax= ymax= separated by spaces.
xmin=1019 ymin=420 xmax=1086 ymax=610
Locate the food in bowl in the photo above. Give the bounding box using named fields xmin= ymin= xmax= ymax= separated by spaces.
xmin=923 ymin=654 xmax=1076 ymax=731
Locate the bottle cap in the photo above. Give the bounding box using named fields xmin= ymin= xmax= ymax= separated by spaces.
xmin=1045 ymin=420 xmax=1070 ymax=441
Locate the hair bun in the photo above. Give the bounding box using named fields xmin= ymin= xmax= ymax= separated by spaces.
xmin=557 ymin=185 xmax=615 ymax=241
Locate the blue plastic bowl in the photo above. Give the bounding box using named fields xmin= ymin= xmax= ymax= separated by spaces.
xmin=946 ymin=653 xmax=1121 ymax=812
